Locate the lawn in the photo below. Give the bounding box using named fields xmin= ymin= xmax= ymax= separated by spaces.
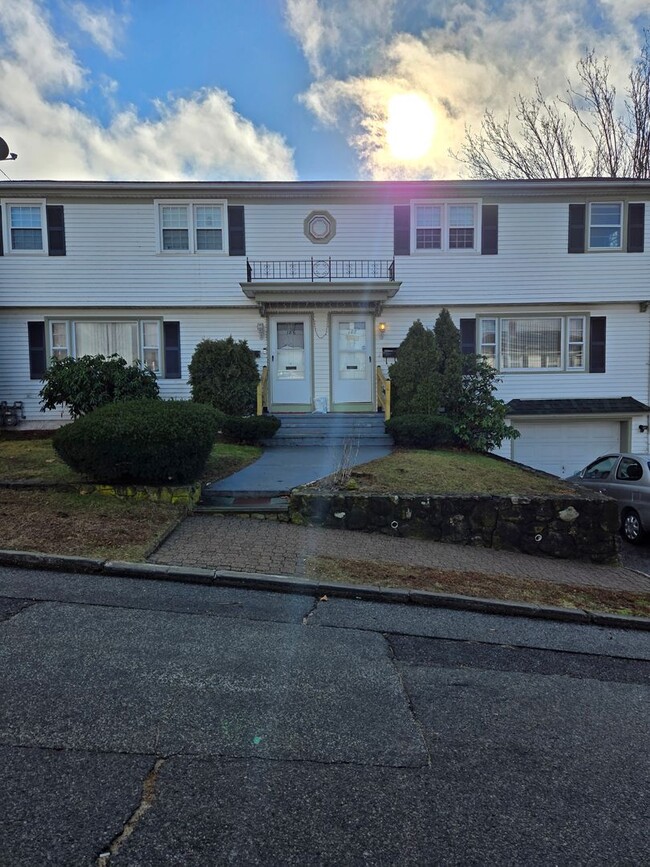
xmin=335 ymin=449 xmax=574 ymax=496
xmin=0 ymin=437 xmax=261 ymax=561
xmin=0 ymin=438 xmax=261 ymax=485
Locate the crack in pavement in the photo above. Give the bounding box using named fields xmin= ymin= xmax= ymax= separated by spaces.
xmin=96 ymin=757 xmax=166 ymax=866
xmin=383 ymin=633 xmax=432 ymax=769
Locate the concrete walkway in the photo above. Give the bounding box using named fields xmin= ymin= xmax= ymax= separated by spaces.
xmin=204 ymin=444 xmax=392 ymax=494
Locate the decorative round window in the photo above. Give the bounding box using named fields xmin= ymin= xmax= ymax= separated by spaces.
xmin=304 ymin=210 xmax=336 ymax=244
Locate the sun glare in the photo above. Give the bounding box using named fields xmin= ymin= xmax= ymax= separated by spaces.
xmin=386 ymin=93 xmax=435 ymax=161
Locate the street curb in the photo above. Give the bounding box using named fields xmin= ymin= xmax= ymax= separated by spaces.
xmin=0 ymin=547 xmax=649 ymax=631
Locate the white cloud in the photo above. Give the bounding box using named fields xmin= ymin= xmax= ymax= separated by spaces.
xmin=0 ymin=0 xmax=296 ymax=181
xmin=287 ymin=0 xmax=648 ymax=178
xmin=71 ymin=2 xmax=127 ymax=57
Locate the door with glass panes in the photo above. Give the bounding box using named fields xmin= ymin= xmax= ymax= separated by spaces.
xmin=268 ymin=315 xmax=313 ymax=409
xmin=331 ymin=314 xmax=373 ymax=408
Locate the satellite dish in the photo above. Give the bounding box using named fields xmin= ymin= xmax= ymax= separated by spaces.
xmin=0 ymin=138 xmax=9 ymax=161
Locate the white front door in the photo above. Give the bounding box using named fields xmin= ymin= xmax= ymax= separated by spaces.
xmin=269 ymin=315 xmax=312 ymax=408
xmin=331 ymin=314 xmax=374 ymax=407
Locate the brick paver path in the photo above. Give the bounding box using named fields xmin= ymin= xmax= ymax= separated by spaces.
xmin=150 ymin=515 xmax=650 ymax=594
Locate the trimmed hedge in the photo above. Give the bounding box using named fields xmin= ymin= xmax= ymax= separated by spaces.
xmin=188 ymin=337 xmax=259 ymax=416
xmin=221 ymin=414 xmax=281 ymax=445
xmin=385 ymin=414 xmax=458 ymax=448
xmin=53 ymin=399 xmax=220 ymax=484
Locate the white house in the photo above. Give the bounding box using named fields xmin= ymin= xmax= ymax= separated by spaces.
xmin=1 ymin=177 xmax=649 ymax=477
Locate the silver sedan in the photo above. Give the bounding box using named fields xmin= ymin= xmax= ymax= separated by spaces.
xmin=567 ymin=453 xmax=650 ymax=544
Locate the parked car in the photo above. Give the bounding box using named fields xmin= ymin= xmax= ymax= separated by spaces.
xmin=567 ymin=453 xmax=650 ymax=544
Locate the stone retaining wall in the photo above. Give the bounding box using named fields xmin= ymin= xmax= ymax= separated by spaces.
xmin=289 ymin=490 xmax=620 ymax=564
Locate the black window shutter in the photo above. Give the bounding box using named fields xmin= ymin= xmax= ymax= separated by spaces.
xmin=46 ymin=205 xmax=66 ymax=256
xmin=627 ymin=203 xmax=645 ymax=253
xmin=568 ymin=204 xmax=586 ymax=253
xmin=0 ymin=209 xmax=3 ymax=256
xmin=163 ymin=322 xmax=181 ymax=379
xmin=394 ymin=205 xmax=410 ymax=255
xmin=589 ymin=317 xmax=606 ymax=373
xmin=28 ymin=322 xmax=47 ymax=380
xmin=460 ymin=319 xmax=477 ymax=355
xmin=227 ymin=205 xmax=246 ymax=256
xmin=481 ymin=204 xmax=498 ymax=254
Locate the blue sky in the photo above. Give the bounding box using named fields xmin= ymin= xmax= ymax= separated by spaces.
xmin=0 ymin=0 xmax=648 ymax=181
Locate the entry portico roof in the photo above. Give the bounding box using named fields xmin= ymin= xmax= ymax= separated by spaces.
xmin=241 ymin=280 xmax=401 ymax=315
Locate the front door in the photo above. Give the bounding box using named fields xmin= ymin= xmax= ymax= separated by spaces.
xmin=331 ymin=314 xmax=374 ymax=409
xmin=269 ymin=315 xmax=312 ymax=410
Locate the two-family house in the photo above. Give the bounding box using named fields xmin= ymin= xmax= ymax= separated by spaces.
xmin=1 ymin=177 xmax=649 ymax=477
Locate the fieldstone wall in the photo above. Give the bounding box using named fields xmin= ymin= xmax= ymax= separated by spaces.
xmin=78 ymin=483 xmax=201 ymax=506
xmin=289 ymin=490 xmax=620 ymax=564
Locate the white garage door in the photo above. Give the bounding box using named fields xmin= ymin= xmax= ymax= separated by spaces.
xmin=512 ymin=420 xmax=621 ymax=478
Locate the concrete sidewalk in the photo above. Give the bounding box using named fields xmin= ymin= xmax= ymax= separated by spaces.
xmin=150 ymin=514 xmax=650 ymax=594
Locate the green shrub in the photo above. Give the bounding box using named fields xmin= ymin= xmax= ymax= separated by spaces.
xmin=40 ymin=354 xmax=159 ymax=418
xmin=188 ymin=337 xmax=260 ymax=416
xmin=386 ymin=414 xmax=458 ymax=448
xmin=220 ymin=414 xmax=281 ymax=445
xmin=53 ymin=399 xmax=219 ymax=484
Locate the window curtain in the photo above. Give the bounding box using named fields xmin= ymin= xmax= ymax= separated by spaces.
xmin=75 ymin=322 xmax=139 ymax=362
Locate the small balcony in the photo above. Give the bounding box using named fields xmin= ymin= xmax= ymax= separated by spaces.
xmin=246 ymin=257 xmax=395 ymax=283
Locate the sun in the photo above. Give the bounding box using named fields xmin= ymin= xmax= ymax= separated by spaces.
xmin=386 ymin=93 xmax=435 ymax=161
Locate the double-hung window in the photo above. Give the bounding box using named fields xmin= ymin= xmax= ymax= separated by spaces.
xmin=414 ymin=202 xmax=478 ymax=252
xmin=588 ymin=203 xmax=622 ymax=250
xmin=3 ymin=202 xmax=47 ymax=252
xmin=479 ymin=316 xmax=586 ymax=372
xmin=157 ymin=201 xmax=225 ymax=253
xmin=48 ymin=319 xmax=162 ymax=372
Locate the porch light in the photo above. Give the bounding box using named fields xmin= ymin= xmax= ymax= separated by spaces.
xmin=378 ymin=321 xmax=386 ymax=337
xmin=257 ymin=322 xmax=266 ymax=339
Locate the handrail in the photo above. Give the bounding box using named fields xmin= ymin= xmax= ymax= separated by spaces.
xmin=256 ymin=365 xmax=268 ymax=416
xmin=376 ymin=366 xmax=391 ymax=422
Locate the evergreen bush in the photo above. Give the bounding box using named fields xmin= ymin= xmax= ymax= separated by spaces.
xmin=385 ymin=414 xmax=457 ymax=448
xmin=39 ymin=354 xmax=159 ymax=418
xmin=188 ymin=337 xmax=260 ymax=416
xmin=53 ymin=399 xmax=219 ymax=484
xmin=221 ymin=414 xmax=281 ymax=445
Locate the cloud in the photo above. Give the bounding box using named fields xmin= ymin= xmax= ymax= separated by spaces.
xmin=0 ymin=0 xmax=296 ymax=181
xmin=70 ymin=2 xmax=127 ymax=57
xmin=286 ymin=0 xmax=649 ymax=178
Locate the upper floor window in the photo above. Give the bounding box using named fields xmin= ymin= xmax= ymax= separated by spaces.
xmin=157 ymin=201 xmax=225 ymax=253
xmin=479 ymin=316 xmax=586 ymax=372
xmin=589 ymin=202 xmax=622 ymax=250
xmin=2 ymin=201 xmax=47 ymax=253
xmin=414 ymin=202 xmax=478 ymax=252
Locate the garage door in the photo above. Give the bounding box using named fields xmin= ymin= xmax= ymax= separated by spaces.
xmin=512 ymin=420 xmax=621 ymax=478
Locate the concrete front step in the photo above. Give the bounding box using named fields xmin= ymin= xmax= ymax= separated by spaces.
xmin=262 ymin=435 xmax=393 ymax=447
xmin=197 ymin=494 xmax=290 ymax=513
xmin=266 ymin=413 xmax=392 ymax=448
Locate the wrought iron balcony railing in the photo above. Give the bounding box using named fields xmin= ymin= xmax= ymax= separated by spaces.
xmin=246 ymin=257 xmax=395 ymax=282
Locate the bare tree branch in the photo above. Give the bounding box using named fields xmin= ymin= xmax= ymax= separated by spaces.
xmin=451 ymin=35 xmax=650 ymax=179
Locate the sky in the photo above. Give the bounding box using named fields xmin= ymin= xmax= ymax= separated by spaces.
xmin=0 ymin=0 xmax=649 ymax=182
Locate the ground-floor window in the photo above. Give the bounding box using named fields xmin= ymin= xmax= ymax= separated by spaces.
xmin=479 ymin=315 xmax=586 ymax=371
xmin=47 ymin=319 xmax=161 ymax=372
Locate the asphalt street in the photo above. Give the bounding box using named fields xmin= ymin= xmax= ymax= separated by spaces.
xmin=0 ymin=565 xmax=648 ymax=866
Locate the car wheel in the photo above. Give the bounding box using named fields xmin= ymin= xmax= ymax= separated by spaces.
xmin=622 ymin=509 xmax=645 ymax=545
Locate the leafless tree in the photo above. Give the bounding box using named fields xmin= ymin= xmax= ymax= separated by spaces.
xmin=452 ymin=36 xmax=650 ymax=179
